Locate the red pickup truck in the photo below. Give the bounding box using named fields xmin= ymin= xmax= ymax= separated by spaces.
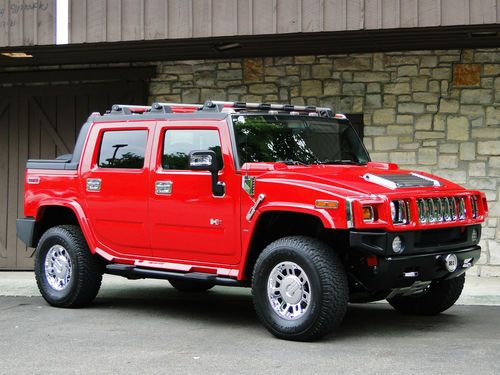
xmin=17 ymin=100 xmax=487 ymax=341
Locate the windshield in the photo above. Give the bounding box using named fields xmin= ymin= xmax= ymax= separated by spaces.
xmin=232 ymin=115 xmax=370 ymax=166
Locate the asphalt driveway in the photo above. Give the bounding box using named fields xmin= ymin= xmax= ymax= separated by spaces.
xmin=0 ymin=278 xmax=499 ymax=374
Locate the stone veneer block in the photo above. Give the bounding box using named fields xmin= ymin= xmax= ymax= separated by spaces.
xmin=447 ymin=116 xmax=470 ymax=141
xmin=243 ymin=58 xmax=264 ymax=82
xmin=478 ymin=141 xmax=500 ymax=155
xmin=453 ymin=64 xmax=481 ymax=87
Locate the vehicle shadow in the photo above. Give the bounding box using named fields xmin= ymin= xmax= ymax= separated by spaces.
xmin=91 ymin=284 xmax=468 ymax=341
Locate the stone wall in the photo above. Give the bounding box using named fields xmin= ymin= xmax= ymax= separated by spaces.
xmin=150 ymin=48 xmax=500 ymax=276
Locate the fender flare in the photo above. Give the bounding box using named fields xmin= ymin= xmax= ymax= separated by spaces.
xmin=34 ymin=200 xmax=98 ymax=253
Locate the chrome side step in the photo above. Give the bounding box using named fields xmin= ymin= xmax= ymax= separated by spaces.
xmin=105 ymin=264 xmax=248 ymax=287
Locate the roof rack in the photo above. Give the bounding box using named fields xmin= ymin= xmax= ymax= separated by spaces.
xmin=103 ymin=100 xmax=334 ymax=118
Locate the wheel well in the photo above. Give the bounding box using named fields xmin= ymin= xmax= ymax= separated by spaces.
xmin=243 ymin=211 xmax=345 ymax=280
xmin=33 ymin=206 xmax=79 ymax=247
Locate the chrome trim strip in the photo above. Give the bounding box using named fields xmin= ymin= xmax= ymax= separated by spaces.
xmin=410 ymin=172 xmax=441 ymax=187
xmin=346 ymin=197 xmax=355 ymax=228
xmin=246 ymin=194 xmax=265 ymax=221
xmin=363 ymin=173 xmax=398 ymax=189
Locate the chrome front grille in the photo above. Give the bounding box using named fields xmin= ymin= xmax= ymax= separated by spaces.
xmin=416 ymin=197 xmax=467 ymax=223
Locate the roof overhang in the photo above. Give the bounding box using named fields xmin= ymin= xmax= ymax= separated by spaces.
xmin=0 ymin=24 xmax=499 ymax=67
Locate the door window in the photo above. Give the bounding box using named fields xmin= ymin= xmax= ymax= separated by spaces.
xmin=162 ymin=129 xmax=223 ymax=170
xmin=98 ymin=130 xmax=148 ymax=169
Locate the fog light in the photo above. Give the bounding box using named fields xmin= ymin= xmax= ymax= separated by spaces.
xmin=392 ymin=236 xmax=404 ymax=253
xmin=443 ymin=254 xmax=458 ymax=272
xmin=471 ymin=228 xmax=479 ymax=243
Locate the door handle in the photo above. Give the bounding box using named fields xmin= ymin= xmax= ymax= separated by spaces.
xmin=86 ymin=178 xmax=102 ymax=192
xmin=155 ymin=181 xmax=173 ymax=195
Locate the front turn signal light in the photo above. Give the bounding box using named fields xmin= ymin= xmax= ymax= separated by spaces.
xmin=315 ymin=200 xmax=339 ymax=209
xmin=362 ymin=206 xmax=375 ymax=222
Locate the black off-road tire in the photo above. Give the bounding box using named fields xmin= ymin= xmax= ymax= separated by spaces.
xmin=387 ymin=274 xmax=465 ymax=315
xmin=34 ymin=225 xmax=103 ymax=308
xmin=169 ymin=278 xmax=215 ymax=293
xmin=252 ymin=236 xmax=349 ymax=341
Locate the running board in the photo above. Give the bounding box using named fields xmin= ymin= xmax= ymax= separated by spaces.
xmin=105 ymin=264 xmax=248 ymax=287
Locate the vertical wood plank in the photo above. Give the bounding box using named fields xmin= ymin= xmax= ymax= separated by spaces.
xmin=0 ymin=98 xmax=9 ymax=267
xmin=36 ymin=0 xmax=55 ymax=44
xmin=276 ymin=0 xmax=300 ymax=33
xmin=346 ymin=0 xmax=362 ymax=30
xmin=106 ymin=0 xmax=122 ymax=41
xmin=442 ymin=0 xmax=468 ymax=25
xmin=145 ymin=0 xmax=167 ymax=39
xmin=237 ymin=0 xmax=251 ymax=34
xmin=57 ymin=94 xmax=76 ymax=156
xmin=213 ymin=0 xmax=237 ymax=36
xmin=86 ymin=0 xmax=107 ymax=42
xmin=365 ymin=0 xmax=381 ymax=29
xmin=168 ymin=0 xmax=192 ymax=38
xmin=400 ymin=0 xmax=418 ymax=27
xmin=301 ymin=0 xmax=321 ymax=32
xmin=382 ymin=0 xmax=400 ymax=28
xmin=470 ymin=0 xmax=496 ymax=24
xmin=8 ymin=0 xmax=24 ymax=46
xmin=16 ymin=93 xmax=29 ymax=268
xmin=418 ymin=0 xmax=441 ymax=27
xmin=252 ymin=0 xmax=274 ymax=34
xmin=6 ymin=92 xmax=18 ymax=268
xmin=324 ymin=0 xmax=347 ymax=31
xmin=0 ymin=0 xmax=7 ymax=46
xmin=121 ymin=0 xmax=142 ymax=40
xmin=23 ymin=0 xmax=36 ymax=45
xmin=70 ymin=0 xmax=87 ymax=43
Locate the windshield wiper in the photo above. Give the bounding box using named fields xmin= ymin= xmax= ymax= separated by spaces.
xmin=276 ymin=160 xmax=307 ymax=166
xmin=317 ymin=159 xmax=366 ymax=165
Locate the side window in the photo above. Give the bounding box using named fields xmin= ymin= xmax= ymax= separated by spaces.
xmin=162 ymin=129 xmax=223 ymax=170
xmin=98 ymin=130 xmax=148 ymax=169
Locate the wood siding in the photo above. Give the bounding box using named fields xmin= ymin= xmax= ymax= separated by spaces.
xmin=1 ymin=0 xmax=498 ymax=47
xmin=0 ymin=0 xmax=55 ymax=47
xmin=68 ymin=0 xmax=500 ymax=44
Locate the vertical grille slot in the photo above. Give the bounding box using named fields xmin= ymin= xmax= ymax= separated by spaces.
xmin=416 ymin=196 xmax=467 ymax=224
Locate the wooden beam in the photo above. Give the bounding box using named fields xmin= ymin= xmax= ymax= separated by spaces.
xmin=0 ymin=66 xmax=156 ymax=84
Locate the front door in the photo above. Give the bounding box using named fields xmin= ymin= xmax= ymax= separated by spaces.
xmin=82 ymin=122 xmax=154 ymax=257
xmin=149 ymin=122 xmax=240 ymax=265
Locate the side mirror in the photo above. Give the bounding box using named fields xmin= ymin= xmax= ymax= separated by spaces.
xmin=189 ymin=150 xmax=225 ymax=197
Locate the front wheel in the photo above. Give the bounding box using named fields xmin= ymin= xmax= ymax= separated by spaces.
xmin=35 ymin=225 xmax=103 ymax=308
xmin=252 ymin=236 xmax=348 ymax=341
xmin=387 ymin=274 xmax=465 ymax=315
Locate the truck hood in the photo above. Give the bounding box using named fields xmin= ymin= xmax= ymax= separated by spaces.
xmin=243 ymin=162 xmax=465 ymax=198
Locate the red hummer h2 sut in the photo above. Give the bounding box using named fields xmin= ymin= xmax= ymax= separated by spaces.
xmin=17 ymin=100 xmax=487 ymax=341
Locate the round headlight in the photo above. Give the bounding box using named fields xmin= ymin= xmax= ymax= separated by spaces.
xmin=392 ymin=236 xmax=404 ymax=254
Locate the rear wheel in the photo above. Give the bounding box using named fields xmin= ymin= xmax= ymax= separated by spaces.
xmin=35 ymin=225 xmax=103 ymax=308
xmin=252 ymin=236 xmax=348 ymax=341
xmin=169 ymin=278 xmax=215 ymax=293
xmin=387 ymin=274 xmax=465 ymax=315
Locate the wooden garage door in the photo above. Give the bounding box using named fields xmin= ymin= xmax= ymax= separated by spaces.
xmin=0 ymin=81 xmax=148 ymax=269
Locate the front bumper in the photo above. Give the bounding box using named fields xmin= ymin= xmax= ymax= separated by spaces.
xmin=348 ymin=225 xmax=482 ymax=294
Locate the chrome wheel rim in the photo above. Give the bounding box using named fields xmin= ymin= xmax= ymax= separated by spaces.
xmin=44 ymin=245 xmax=72 ymax=291
xmin=267 ymin=261 xmax=311 ymax=320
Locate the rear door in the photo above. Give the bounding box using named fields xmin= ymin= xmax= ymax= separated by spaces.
xmin=148 ymin=120 xmax=240 ymax=265
xmin=82 ymin=122 xmax=155 ymax=257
